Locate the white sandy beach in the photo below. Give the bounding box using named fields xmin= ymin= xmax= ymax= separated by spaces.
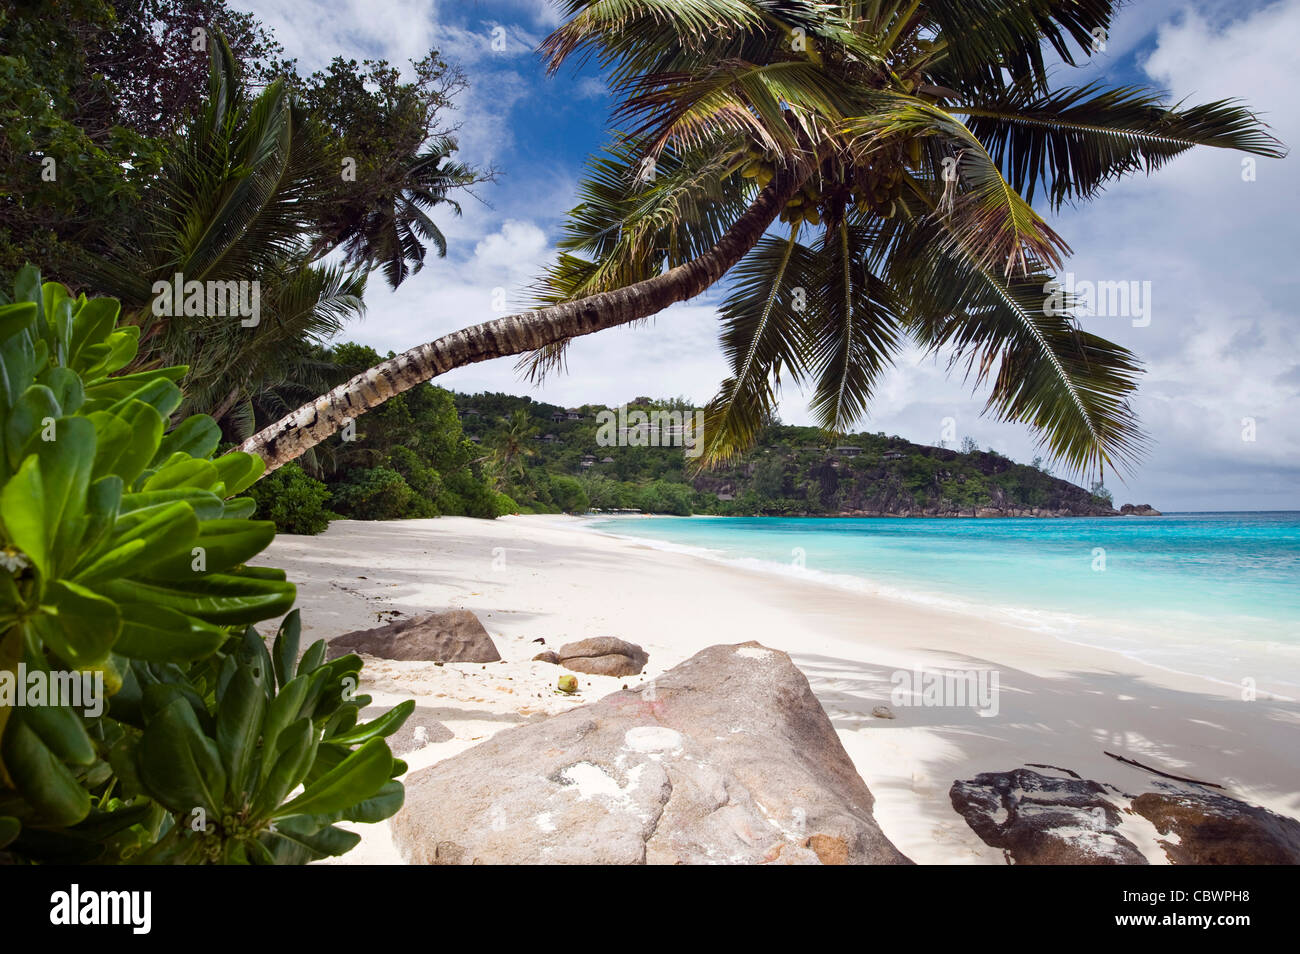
xmin=255 ymin=514 xmax=1300 ymax=864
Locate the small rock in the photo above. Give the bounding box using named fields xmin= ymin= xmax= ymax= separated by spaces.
xmin=871 ymin=705 xmax=895 ymax=719
xmin=1131 ymin=786 xmax=1300 ymax=864
xmin=556 ymin=637 xmax=649 ymax=677
xmin=326 ymin=609 xmax=500 ymax=663
xmin=950 ymin=768 xmax=1146 ymax=864
xmin=533 ymin=651 xmax=560 ymax=664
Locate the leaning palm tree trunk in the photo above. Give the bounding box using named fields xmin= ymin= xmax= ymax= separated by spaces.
xmin=239 ymin=167 xmax=807 ymax=472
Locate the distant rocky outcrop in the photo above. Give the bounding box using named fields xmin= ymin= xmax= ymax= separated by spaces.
xmin=556 ymin=637 xmax=648 ymax=676
xmin=392 ymin=642 xmax=911 ymax=865
xmin=693 ymin=443 xmax=1131 ymax=517
xmin=1119 ymin=503 xmax=1163 ymax=516
xmin=951 ymin=767 xmax=1300 ymax=864
xmin=325 ymin=609 xmax=500 ymax=663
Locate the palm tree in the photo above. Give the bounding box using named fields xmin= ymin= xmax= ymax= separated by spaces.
xmin=489 ymin=409 xmax=539 ymax=487
xmin=240 ymin=0 xmax=1284 ymax=477
xmin=81 ymin=35 xmax=368 ymax=431
xmin=317 ymin=134 xmax=483 ymax=288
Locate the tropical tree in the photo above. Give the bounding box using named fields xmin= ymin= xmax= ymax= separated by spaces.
xmin=79 ymin=36 xmax=366 ymax=434
xmin=293 ymin=54 xmax=491 ymax=288
xmin=489 ymin=409 xmax=539 ymax=488
xmin=239 ymin=0 xmax=1284 ymax=479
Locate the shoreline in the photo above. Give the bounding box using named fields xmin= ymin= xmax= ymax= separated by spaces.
xmin=580 ymin=514 xmax=1300 ymax=700
xmin=257 ymin=514 xmax=1300 ymax=864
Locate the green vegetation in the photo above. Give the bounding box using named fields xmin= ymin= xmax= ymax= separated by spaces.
xmin=245 ymin=463 xmax=332 ymax=536
xmin=0 ymin=270 xmax=407 ymax=863
xmin=456 ymin=394 xmax=1116 ymax=517
xmin=245 ymin=343 xmax=508 ymax=533
xmin=2 ymin=2 xmax=484 ymax=440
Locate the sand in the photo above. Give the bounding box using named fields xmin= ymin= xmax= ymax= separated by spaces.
xmin=254 ymin=514 xmax=1300 ymax=864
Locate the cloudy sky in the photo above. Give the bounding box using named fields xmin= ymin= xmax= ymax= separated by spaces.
xmin=235 ymin=0 xmax=1299 ymax=511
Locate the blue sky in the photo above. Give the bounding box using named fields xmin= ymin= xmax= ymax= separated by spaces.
xmin=236 ymin=0 xmax=1300 ymax=511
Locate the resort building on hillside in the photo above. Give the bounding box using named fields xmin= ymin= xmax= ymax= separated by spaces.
xmin=833 ymin=445 xmax=863 ymax=457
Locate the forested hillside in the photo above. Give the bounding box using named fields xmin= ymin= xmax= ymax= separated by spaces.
xmin=454 ymin=393 xmax=1123 ymax=518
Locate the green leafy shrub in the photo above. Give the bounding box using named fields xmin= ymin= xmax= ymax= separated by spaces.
xmin=246 ymin=460 xmax=332 ymax=535
xmin=0 ymin=268 xmax=407 ymax=863
xmin=331 ymin=465 xmax=421 ymax=520
xmin=546 ymin=474 xmax=590 ymax=514
xmin=439 ymin=469 xmax=501 ymax=519
xmin=388 ymin=445 xmax=441 ymax=507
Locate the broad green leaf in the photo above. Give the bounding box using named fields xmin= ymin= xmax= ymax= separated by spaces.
xmin=154 ymin=415 xmax=221 ymax=463
xmin=83 ymin=367 xmax=185 ymax=406
xmin=67 ymin=297 xmax=119 ymax=372
xmin=276 ymin=738 xmax=393 ymax=819
xmin=259 ymin=674 xmax=311 ymax=781
xmin=212 ymin=452 xmax=265 ymax=497
xmin=0 ymin=301 xmax=36 ymax=342
xmin=341 ymin=779 xmax=405 ymax=824
xmin=113 ymin=604 xmax=227 ymax=663
xmin=18 ymin=652 xmax=96 ymax=765
xmin=121 ymin=488 xmax=224 ymax=521
xmin=253 ymin=718 xmax=315 ymax=819
xmin=0 ymin=717 xmax=90 ymax=827
xmin=37 ymin=366 xmax=85 ymax=416
xmin=102 ymin=571 xmax=294 ymax=626
xmin=4 ymin=385 xmax=61 ymax=469
xmin=88 ymin=401 xmax=164 ymax=484
xmin=326 ymin=699 xmax=413 ymax=745
xmin=216 ymin=664 xmax=266 ymax=800
xmin=142 ymin=457 xmax=222 ymax=493
xmin=86 ymin=326 xmax=140 ymax=378
xmin=137 ymin=697 xmax=226 ymax=816
xmin=145 ymin=519 xmax=276 ymax=581
xmin=1 ymin=417 xmax=95 ymax=577
xmin=221 ymin=496 xmax=257 ymax=519
xmin=261 ymin=817 xmax=360 ymax=863
xmin=272 ymin=610 xmax=301 ymax=690
xmin=35 ymin=580 xmax=122 ymax=667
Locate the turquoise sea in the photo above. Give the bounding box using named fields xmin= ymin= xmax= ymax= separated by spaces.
xmin=586 ymin=512 xmax=1300 ymax=693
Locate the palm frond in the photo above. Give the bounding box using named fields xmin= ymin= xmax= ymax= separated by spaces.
xmin=954 ymin=81 xmax=1289 ymax=208
xmin=894 ymin=201 xmax=1145 ymax=476
xmin=806 ymin=218 xmax=904 ymax=432
xmin=701 ymin=228 xmax=815 ymax=463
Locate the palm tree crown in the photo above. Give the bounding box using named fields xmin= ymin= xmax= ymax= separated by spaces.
xmin=532 ymin=0 xmax=1285 ymax=476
